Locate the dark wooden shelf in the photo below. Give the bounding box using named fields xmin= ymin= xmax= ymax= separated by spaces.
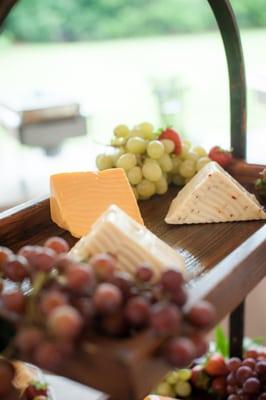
xmin=0 ymin=160 xmax=265 ymax=400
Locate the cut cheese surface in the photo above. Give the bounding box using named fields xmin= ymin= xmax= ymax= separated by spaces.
xmin=165 ymin=161 xmax=266 ymax=224
xmin=69 ymin=204 xmax=186 ymax=278
xmin=50 ymin=169 xmax=143 ymax=238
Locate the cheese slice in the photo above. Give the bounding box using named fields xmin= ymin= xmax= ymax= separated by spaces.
xmin=69 ymin=204 xmax=185 ymax=278
xmin=165 ymin=161 xmax=266 ymax=224
xmin=50 ymin=169 xmax=143 ymax=238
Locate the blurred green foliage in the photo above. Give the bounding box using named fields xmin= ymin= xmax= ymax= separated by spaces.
xmin=3 ymin=0 xmax=266 ymax=42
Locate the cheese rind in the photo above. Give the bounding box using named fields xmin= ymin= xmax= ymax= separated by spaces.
xmin=165 ymin=161 xmax=266 ymax=224
xmin=70 ymin=204 xmax=186 ymax=278
xmin=50 ymin=169 xmax=143 ymax=238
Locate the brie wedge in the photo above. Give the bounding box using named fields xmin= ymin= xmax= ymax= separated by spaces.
xmin=165 ymin=161 xmax=266 ymax=224
xmin=70 ymin=204 xmax=185 ymax=277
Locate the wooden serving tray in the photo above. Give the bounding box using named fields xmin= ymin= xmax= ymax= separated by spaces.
xmin=0 ymin=160 xmax=265 ymax=400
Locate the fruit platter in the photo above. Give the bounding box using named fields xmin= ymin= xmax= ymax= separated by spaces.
xmin=0 ymin=121 xmax=265 ymax=400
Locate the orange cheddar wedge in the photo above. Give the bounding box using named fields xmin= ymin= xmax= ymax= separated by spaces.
xmin=50 ymin=169 xmax=143 ymax=238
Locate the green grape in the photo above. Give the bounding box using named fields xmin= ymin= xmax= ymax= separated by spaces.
xmin=155 ymin=175 xmax=168 ymax=195
xmin=180 ymin=143 xmax=190 ymax=159
xmin=126 ymin=137 xmax=146 ymax=154
xmin=96 ymin=154 xmax=113 ymax=170
xmin=171 ymin=155 xmax=182 ymax=174
xmin=111 ymin=147 xmax=125 ymax=164
xmin=128 ymin=128 xmax=143 ymax=138
xmin=116 ymin=153 xmax=137 ymax=170
xmin=127 ymin=166 xmax=143 ymax=185
xmin=172 ymin=174 xmax=185 ymax=186
xmin=144 ymin=158 xmax=158 ymax=165
xmin=166 ymin=371 xmax=179 ymax=385
xmin=136 ymin=154 xmax=143 ymax=166
xmin=132 ymin=186 xmax=139 ymax=200
xmin=158 ymin=154 xmax=173 ymax=173
xmin=114 ymin=124 xmax=130 ymax=138
xmin=166 ymin=173 xmax=173 ymax=184
xmin=137 ymin=122 xmax=154 ymax=139
xmin=177 ymin=369 xmax=192 ymax=381
xmin=155 ymin=382 xmax=175 ymax=397
xmin=185 ymin=151 xmax=199 ymax=162
xmin=147 ymin=140 xmax=165 ymax=159
xmin=161 ymin=139 xmax=175 ymax=154
xmin=111 ymin=136 xmax=127 ymax=147
xmin=175 ymin=381 xmax=192 ymax=397
xmin=183 ymin=139 xmax=192 ymax=148
xmin=179 ymin=160 xmax=196 ymax=178
xmin=137 ymin=179 xmax=156 ymax=198
xmin=196 ymin=156 xmax=211 ymax=171
xmin=193 ymin=146 xmax=207 ymax=157
xmin=142 ymin=162 xmax=162 ymax=182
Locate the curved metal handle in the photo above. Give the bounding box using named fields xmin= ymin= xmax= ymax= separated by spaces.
xmin=207 ymin=0 xmax=247 ymax=159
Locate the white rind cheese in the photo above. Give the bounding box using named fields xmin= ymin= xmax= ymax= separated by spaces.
xmin=165 ymin=161 xmax=266 ymax=224
xmin=70 ymin=204 xmax=185 ymax=277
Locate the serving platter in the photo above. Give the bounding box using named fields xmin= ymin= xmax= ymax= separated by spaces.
xmin=0 ymin=159 xmax=265 ymax=400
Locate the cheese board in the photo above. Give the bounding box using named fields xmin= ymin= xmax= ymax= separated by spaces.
xmin=0 ymin=160 xmax=265 ymax=400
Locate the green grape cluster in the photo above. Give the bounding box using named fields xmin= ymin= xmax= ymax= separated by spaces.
xmin=96 ymin=123 xmax=211 ymax=201
xmin=155 ymin=369 xmax=192 ymax=398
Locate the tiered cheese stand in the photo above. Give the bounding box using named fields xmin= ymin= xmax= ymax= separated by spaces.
xmin=0 ymin=1 xmax=265 ymax=399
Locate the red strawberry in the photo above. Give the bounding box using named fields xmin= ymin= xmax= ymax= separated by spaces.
xmin=159 ymin=128 xmax=182 ymax=155
xmin=205 ymin=353 xmax=229 ymax=376
xmin=24 ymin=381 xmax=48 ymax=400
xmin=208 ymin=146 xmax=233 ymax=168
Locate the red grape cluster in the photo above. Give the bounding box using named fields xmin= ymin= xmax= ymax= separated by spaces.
xmin=0 ymin=358 xmax=49 ymax=400
xmin=226 ymin=352 xmax=266 ymax=400
xmin=0 ymin=237 xmax=216 ymax=373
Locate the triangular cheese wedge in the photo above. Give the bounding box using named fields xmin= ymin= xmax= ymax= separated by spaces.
xmin=50 ymin=169 xmax=143 ymax=238
xmin=165 ymin=161 xmax=266 ymax=224
xmin=69 ymin=204 xmax=185 ymax=278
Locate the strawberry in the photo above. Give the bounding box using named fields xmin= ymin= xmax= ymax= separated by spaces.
xmin=205 ymin=353 xmax=229 ymax=376
xmin=208 ymin=146 xmax=233 ymax=168
xmin=24 ymin=381 xmax=48 ymax=400
xmin=159 ymin=128 xmax=182 ymax=155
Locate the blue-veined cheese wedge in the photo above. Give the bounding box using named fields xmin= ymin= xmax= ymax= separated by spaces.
xmin=69 ymin=204 xmax=185 ymax=278
xmin=165 ymin=161 xmax=266 ymax=224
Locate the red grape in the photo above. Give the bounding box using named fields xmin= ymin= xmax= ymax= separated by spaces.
xmin=15 ymin=326 xmax=44 ymax=354
xmin=101 ymin=312 xmax=127 ymax=336
xmin=109 ymin=271 xmax=133 ymax=299
xmin=34 ymin=341 xmax=63 ymax=371
xmin=160 ymin=269 xmax=183 ymax=292
xmin=228 ymin=357 xmax=242 ymax=372
xmin=227 ymin=372 xmax=238 ymax=386
xmin=135 ymin=265 xmax=154 ymax=282
xmin=190 ymin=334 xmax=208 ymax=358
xmin=227 ymin=385 xmax=238 ymax=394
xmin=211 ymin=376 xmax=227 ymax=395
xmin=0 ymin=359 xmax=15 ymax=397
xmin=256 ymin=360 xmax=266 ymax=377
xmin=55 ymin=254 xmax=74 ymax=273
xmin=89 ymin=253 xmax=117 ymax=280
xmin=3 ymin=255 xmax=29 ymax=282
xmin=71 ymin=297 xmax=95 ymax=323
xmin=19 ymin=245 xmax=56 ymax=272
xmin=0 ymin=246 xmax=13 ymax=269
xmin=186 ymin=300 xmax=216 ymax=328
xmin=1 ymin=290 xmax=26 ymax=314
xmin=124 ymin=296 xmax=150 ymax=327
xmin=259 ymin=394 xmax=266 ymax=400
xmin=191 ymin=365 xmax=210 ymax=390
xmin=243 ymin=377 xmax=261 ymax=394
xmin=228 ymin=395 xmax=241 ymax=400
xmin=242 ymin=358 xmax=256 ymax=370
xmin=150 ymin=303 xmax=181 ymax=336
xmin=164 ymin=337 xmax=196 ymax=367
xmin=39 ymin=290 xmax=68 ymax=315
xmin=236 ymin=366 xmax=253 ymax=384
xmin=48 ymin=305 xmax=83 ymax=338
xmin=170 ymin=286 xmax=188 ymax=307
xmin=93 ymin=283 xmax=122 ymax=314
xmin=44 ymin=236 xmax=69 ymax=254
xmin=66 ymin=263 xmax=95 ymax=292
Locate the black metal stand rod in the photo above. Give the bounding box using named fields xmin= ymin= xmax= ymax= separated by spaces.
xmin=229 ymin=300 xmax=245 ymax=358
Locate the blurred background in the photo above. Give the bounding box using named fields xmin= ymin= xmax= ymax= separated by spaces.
xmin=0 ymin=0 xmax=265 ymax=209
